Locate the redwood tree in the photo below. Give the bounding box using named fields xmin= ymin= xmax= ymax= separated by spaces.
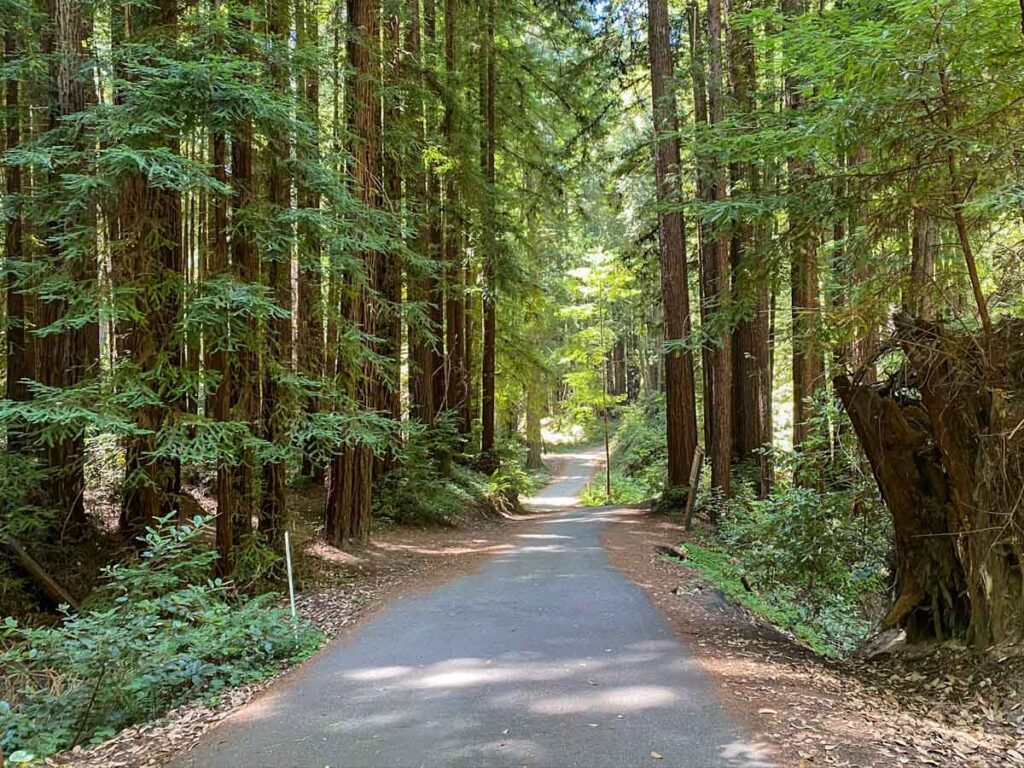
xmin=646 ymin=0 xmax=699 ymax=492
xmin=479 ymin=0 xmax=497 ymax=462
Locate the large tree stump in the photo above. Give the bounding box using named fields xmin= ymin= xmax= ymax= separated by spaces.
xmin=837 ymin=316 xmax=1024 ymax=647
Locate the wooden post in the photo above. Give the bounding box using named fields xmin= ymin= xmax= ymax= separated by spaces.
xmin=683 ymin=445 xmax=705 ymax=530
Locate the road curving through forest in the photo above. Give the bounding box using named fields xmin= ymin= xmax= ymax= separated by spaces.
xmin=170 ymin=447 xmax=774 ymax=768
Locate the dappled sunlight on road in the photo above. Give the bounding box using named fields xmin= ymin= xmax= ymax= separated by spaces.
xmin=529 ymin=685 xmax=680 ymax=714
xmin=174 ymin=445 xmax=777 ymax=768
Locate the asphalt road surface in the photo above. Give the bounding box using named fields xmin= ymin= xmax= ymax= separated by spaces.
xmin=171 ymin=447 xmax=773 ymax=768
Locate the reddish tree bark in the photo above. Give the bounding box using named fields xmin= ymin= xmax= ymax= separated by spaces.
xmin=688 ymin=0 xmax=716 ymax=455
xmin=727 ymin=0 xmax=772 ymax=497
xmin=406 ymin=0 xmax=436 ymax=424
xmin=381 ymin=0 xmax=403 ymax=472
xmin=117 ymin=0 xmax=184 ymax=541
xmin=647 ymin=0 xmax=699 ymax=490
xmin=480 ymin=0 xmax=498 ymax=461
xmin=326 ymin=0 xmax=379 ymax=547
xmin=259 ymin=0 xmax=293 ymax=549
xmin=4 ymin=27 xmax=31 ymax=451
xmin=297 ymin=0 xmax=326 ymax=483
xmin=37 ymin=0 xmax=96 ymax=533
xmin=783 ymin=0 xmax=824 ymax=449
xmin=705 ymin=0 xmax=732 ymax=499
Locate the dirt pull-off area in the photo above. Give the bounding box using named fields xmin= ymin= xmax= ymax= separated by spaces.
xmin=602 ymin=508 xmax=1023 ymax=768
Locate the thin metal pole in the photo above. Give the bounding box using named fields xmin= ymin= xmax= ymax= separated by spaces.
xmin=284 ymin=531 xmax=297 ymax=626
xmin=600 ymin=282 xmax=612 ymax=501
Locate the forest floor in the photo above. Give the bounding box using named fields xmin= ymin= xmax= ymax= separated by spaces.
xmin=604 ymin=510 xmax=1024 ymax=768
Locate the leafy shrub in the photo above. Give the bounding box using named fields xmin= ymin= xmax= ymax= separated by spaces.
xmin=374 ymin=416 xmax=488 ymax=526
xmin=486 ymin=437 xmax=550 ymax=506
xmin=579 ymin=468 xmax=649 ymax=506
xmin=0 ymin=452 xmax=57 ymax=616
xmin=688 ymin=406 xmax=893 ymax=655
xmin=0 ymin=516 xmax=320 ymax=760
xmin=580 ymin=393 xmax=667 ymax=506
xmin=610 ymin=392 xmax=667 ymax=484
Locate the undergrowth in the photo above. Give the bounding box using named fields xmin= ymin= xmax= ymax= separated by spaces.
xmin=599 ymin=394 xmax=892 ymax=655
xmin=0 ymin=517 xmax=321 ymax=763
xmin=374 ymin=418 xmax=547 ymax=526
xmin=580 ymin=392 xmax=665 ymax=506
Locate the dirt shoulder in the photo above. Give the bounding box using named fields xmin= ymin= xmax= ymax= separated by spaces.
xmin=53 ymin=459 xmax=578 ymax=768
xmin=601 ymin=508 xmax=1021 ymax=768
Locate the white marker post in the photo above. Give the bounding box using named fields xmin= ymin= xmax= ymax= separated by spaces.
xmin=284 ymin=531 xmax=297 ymax=628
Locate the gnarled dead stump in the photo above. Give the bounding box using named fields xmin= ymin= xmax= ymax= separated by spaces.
xmin=837 ymin=315 xmax=1024 ymax=647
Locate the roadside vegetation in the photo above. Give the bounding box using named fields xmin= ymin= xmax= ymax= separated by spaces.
xmin=0 ymin=518 xmax=321 ymax=762
xmin=593 ymin=394 xmax=891 ymax=656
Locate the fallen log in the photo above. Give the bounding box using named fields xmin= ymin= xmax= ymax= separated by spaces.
xmin=2 ymin=536 xmax=80 ymax=611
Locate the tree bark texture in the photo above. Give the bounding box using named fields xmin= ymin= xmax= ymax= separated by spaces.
xmin=647 ymin=0 xmax=699 ymax=491
xmin=326 ymin=0 xmax=379 ymax=548
xmin=838 ymin=317 xmax=1024 ymax=647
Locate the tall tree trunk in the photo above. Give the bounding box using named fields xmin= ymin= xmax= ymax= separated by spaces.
xmin=117 ymin=0 xmax=184 ymax=541
xmin=260 ymin=0 xmax=293 ymax=549
xmin=326 ymin=0 xmax=379 ymax=547
xmin=525 ymin=375 xmax=544 ymax=470
xmin=405 ymin=0 xmax=435 ymax=424
xmin=726 ymin=0 xmax=771 ymax=495
xmin=38 ymin=0 xmax=94 ymax=534
xmin=479 ymin=0 xmax=497 ymax=462
xmin=424 ymin=0 xmax=446 ymax=419
xmin=647 ymin=0 xmax=699 ymax=492
xmin=5 ymin=27 xmax=31 ymax=451
xmin=230 ymin=0 xmax=258 ymax=544
xmin=325 ymin=1 xmax=343 ymax=381
xmin=442 ymin=0 xmax=468 ymax=436
xmin=382 ymin=0 xmax=403 ymax=471
xmin=783 ymin=0 xmax=824 ymax=449
xmin=297 ymin=0 xmax=326 ymax=483
xmin=705 ymin=0 xmax=732 ymax=500
xmin=209 ymin=126 xmax=236 ymax=575
xmin=688 ymin=0 xmax=715 ymax=455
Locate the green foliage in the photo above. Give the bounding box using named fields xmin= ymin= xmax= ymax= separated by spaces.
xmin=608 ymin=393 xmax=669 ymax=498
xmin=0 ymin=516 xmax=320 ymax=759
xmin=668 ymin=543 xmax=839 ymax=657
xmin=580 ymin=393 xmax=667 ymax=506
xmin=691 ymin=421 xmax=892 ymax=655
xmin=374 ymin=416 xmax=487 ymax=526
xmin=600 ymin=390 xmax=891 ymax=654
xmin=579 ymin=468 xmax=649 ymax=507
xmin=486 ymin=437 xmax=549 ymax=504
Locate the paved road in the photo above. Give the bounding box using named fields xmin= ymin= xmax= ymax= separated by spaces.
xmin=172 ymin=448 xmax=772 ymax=768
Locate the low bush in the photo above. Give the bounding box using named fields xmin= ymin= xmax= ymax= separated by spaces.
xmin=374 ymin=416 xmax=490 ymax=526
xmin=486 ymin=437 xmax=551 ymax=505
xmin=687 ymin=408 xmax=893 ymax=655
xmin=0 ymin=516 xmax=320 ymax=761
xmin=580 ymin=393 xmax=667 ymax=506
xmin=375 ymin=422 xmax=553 ymax=525
xmin=602 ymin=393 xmax=892 ymax=654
